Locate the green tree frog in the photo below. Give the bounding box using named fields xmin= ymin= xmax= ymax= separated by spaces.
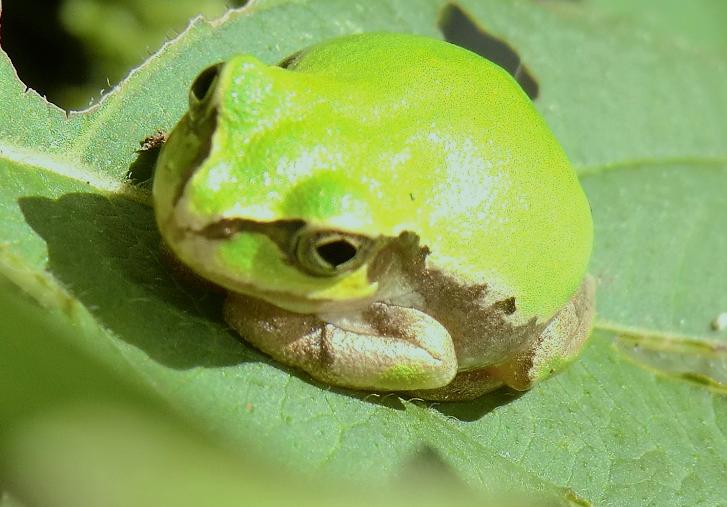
xmin=153 ymin=33 xmax=594 ymax=400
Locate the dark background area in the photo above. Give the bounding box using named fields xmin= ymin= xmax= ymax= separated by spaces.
xmin=1 ymin=0 xmax=90 ymax=102
xmin=0 ymin=0 xmax=249 ymax=109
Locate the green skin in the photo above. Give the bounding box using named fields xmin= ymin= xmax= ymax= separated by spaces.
xmin=153 ymin=33 xmax=594 ymax=401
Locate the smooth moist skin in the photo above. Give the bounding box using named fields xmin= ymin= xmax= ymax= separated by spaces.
xmin=153 ymin=33 xmax=595 ymax=401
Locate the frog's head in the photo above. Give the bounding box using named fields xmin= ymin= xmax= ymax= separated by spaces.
xmin=153 ymin=55 xmax=395 ymax=313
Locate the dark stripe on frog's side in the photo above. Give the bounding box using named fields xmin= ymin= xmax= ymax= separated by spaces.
xmin=368 ymin=232 xmax=545 ymax=369
xmin=195 ymin=219 xmax=380 ymax=278
xmin=198 ymin=218 xmax=305 ymax=254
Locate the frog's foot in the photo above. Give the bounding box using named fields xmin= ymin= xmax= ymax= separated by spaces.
xmin=410 ymin=276 xmax=596 ymax=401
xmin=486 ymin=274 xmax=596 ymax=391
xmin=224 ymin=294 xmax=458 ymax=392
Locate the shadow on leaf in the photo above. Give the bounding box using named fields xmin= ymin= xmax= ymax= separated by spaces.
xmin=431 ymin=388 xmax=523 ymax=421
xmin=19 ymin=192 xmax=255 ymax=370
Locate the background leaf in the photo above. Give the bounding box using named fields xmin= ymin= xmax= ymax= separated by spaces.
xmin=1 ymin=0 xmax=726 ymax=505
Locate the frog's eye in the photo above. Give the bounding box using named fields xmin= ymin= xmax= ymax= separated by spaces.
xmin=189 ymin=63 xmax=223 ymax=111
xmin=293 ymin=229 xmax=373 ymax=277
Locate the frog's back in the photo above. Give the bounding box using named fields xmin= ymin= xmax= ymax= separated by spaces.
xmin=286 ymin=33 xmax=592 ymax=322
xmin=287 ymin=32 xmax=492 ymax=83
xmin=185 ymin=33 xmax=592 ymax=323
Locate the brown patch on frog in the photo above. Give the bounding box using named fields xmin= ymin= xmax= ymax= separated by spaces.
xmin=368 ymin=232 xmax=544 ymax=371
xmin=488 ymin=275 xmax=596 ymax=390
xmin=317 ymin=324 xmax=336 ymax=371
xmin=484 ymin=359 xmax=532 ymax=391
xmin=495 ymin=297 xmax=517 ymax=315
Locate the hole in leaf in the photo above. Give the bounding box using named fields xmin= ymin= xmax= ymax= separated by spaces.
xmin=316 ymin=240 xmax=358 ymax=267
xmin=438 ymin=3 xmax=539 ymax=99
xmin=0 ymin=0 xmax=90 ymax=109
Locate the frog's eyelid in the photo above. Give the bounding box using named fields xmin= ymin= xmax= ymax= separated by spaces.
xmin=293 ymin=229 xmax=374 ymax=278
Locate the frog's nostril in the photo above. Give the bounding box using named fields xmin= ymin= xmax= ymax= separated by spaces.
xmin=316 ymin=240 xmax=358 ymax=267
xmin=190 ymin=63 xmax=222 ymax=103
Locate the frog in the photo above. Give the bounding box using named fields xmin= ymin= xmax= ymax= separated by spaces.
xmin=152 ymin=32 xmax=595 ymax=401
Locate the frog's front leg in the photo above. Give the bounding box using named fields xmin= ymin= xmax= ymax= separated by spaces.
xmin=224 ymin=294 xmax=458 ymax=391
xmin=412 ymin=276 xmax=595 ymax=401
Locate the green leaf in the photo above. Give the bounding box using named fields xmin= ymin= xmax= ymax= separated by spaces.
xmin=583 ymin=160 xmax=727 ymax=338
xmin=1 ymin=1 xmax=726 ymax=505
xmin=0 ymin=279 xmax=508 ymax=507
xmin=0 ymin=491 xmax=24 ymax=507
xmin=615 ymin=333 xmax=727 ymax=393
xmin=583 ymin=0 xmax=727 ymax=51
xmin=581 ymin=159 xmax=727 ymax=394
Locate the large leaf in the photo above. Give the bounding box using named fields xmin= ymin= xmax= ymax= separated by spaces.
xmin=0 ymin=278 xmax=509 ymax=507
xmin=1 ymin=0 xmax=726 ymax=505
xmin=584 ymin=0 xmax=727 ymax=51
